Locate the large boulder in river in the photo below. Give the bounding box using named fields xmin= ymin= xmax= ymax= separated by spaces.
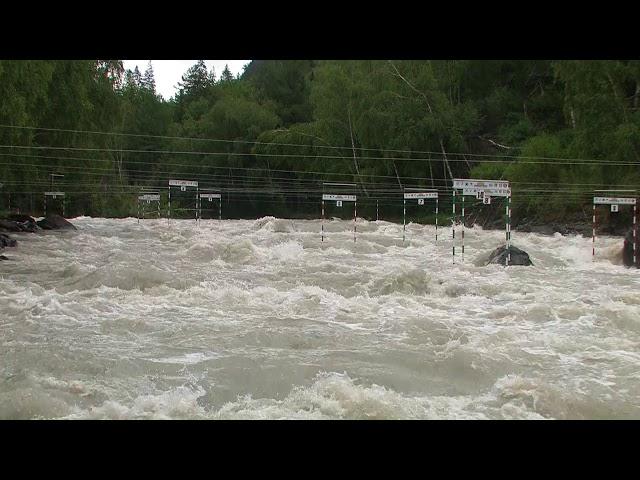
xmin=37 ymin=214 xmax=77 ymax=231
xmin=486 ymin=245 xmax=533 ymax=266
xmin=622 ymin=229 xmax=639 ymax=268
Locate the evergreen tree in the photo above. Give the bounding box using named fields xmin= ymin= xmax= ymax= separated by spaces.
xmin=142 ymin=61 xmax=156 ymax=93
xmin=132 ymin=66 xmax=142 ymax=87
xmin=176 ymin=60 xmax=211 ymax=98
xmin=220 ymin=64 xmax=234 ymax=83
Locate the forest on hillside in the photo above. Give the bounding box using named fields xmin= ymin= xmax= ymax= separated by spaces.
xmin=1 ymin=60 xmax=639 ymax=223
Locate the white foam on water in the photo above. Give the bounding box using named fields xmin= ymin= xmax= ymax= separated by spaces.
xmin=2 ymin=217 xmax=640 ymax=419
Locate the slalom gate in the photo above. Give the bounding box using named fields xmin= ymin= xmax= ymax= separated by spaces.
xmin=168 ymin=179 xmax=199 ymax=223
xmin=592 ymin=190 xmax=637 ymax=264
xmin=198 ymin=189 xmax=222 ymax=221
xmin=402 ymin=187 xmax=439 ymax=243
xmin=452 ymin=179 xmax=511 ymax=265
xmin=137 ymin=190 xmax=161 ymax=223
xmin=44 ymin=191 xmax=66 ymax=217
xmin=321 ymin=182 xmax=357 ymax=242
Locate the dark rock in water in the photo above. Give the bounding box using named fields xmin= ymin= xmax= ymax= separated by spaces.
xmin=6 ymin=214 xmax=36 ymax=223
xmin=19 ymin=221 xmax=40 ymax=233
xmin=37 ymin=214 xmax=77 ymax=230
xmin=622 ymin=229 xmax=639 ymax=268
xmin=0 ymin=217 xmax=40 ymax=233
xmin=0 ymin=219 xmax=22 ymax=232
xmin=0 ymin=233 xmax=17 ymax=248
xmin=0 ymin=255 xmax=9 ymax=261
xmin=486 ymin=245 xmax=533 ymax=266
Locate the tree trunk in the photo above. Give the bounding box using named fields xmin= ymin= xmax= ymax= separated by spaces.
xmin=440 ymin=138 xmax=454 ymax=183
xmin=347 ymin=106 xmax=368 ymax=196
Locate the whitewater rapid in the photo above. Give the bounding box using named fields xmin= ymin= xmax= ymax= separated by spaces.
xmin=1 ymin=216 xmax=639 ymax=419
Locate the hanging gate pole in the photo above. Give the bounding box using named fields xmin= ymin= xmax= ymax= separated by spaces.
xmin=506 ymin=193 xmax=512 ymax=266
xmin=592 ymin=203 xmax=596 ymax=259
xmin=634 ymin=202 xmax=637 ymax=266
xmin=461 ymin=194 xmax=465 ymax=262
xmin=435 ymin=197 xmax=439 ymax=244
xmin=168 ymin=189 xmax=171 ymax=225
xmin=354 ymin=200 xmax=357 ymax=243
xmin=452 ymin=190 xmax=456 ymax=264
xmin=403 ymin=198 xmax=406 ymax=242
xmin=376 ymin=199 xmax=379 ymax=221
xmin=321 ymin=199 xmax=325 ymax=242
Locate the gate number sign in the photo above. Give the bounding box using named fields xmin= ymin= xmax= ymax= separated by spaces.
xmin=336 ymin=200 xmax=343 ymax=207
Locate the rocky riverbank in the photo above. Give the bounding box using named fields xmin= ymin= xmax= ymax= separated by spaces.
xmin=0 ymin=214 xmax=77 ymax=260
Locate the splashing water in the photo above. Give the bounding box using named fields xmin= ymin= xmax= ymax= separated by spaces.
xmin=1 ymin=217 xmax=639 ymax=419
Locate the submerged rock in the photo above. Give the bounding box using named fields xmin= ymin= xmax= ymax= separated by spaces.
xmin=486 ymin=245 xmax=533 ymax=266
xmin=37 ymin=214 xmax=77 ymax=231
xmin=0 ymin=233 xmax=17 ymax=248
xmin=622 ymin=229 xmax=639 ymax=268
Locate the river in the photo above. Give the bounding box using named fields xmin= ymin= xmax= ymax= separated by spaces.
xmin=1 ymin=216 xmax=639 ymax=419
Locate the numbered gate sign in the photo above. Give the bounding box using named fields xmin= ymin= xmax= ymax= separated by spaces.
xmin=483 ymin=196 xmax=491 ymax=205
xmin=418 ymin=198 xmax=425 ymax=205
xmin=611 ymin=204 xmax=619 ymax=212
xmin=200 ymin=193 xmax=221 ymax=202
xmin=322 ymin=194 xmax=356 ymax=202
xmin=45 ymin=192 xmax=65 ymax=200
xmin=139 ymin=194 xmax=160 ymax=203
xmin=336 ymin=200 xmax=343 ymax=207
xmin=169 ymin=179 xmax=198 ymax=192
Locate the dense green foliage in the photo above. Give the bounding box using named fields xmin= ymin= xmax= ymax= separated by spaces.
xmin=1 ymin=60 xmax=639 ymax=222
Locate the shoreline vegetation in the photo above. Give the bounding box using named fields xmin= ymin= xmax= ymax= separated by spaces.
xmin=1 ymin=60 xmax=639 ymax=224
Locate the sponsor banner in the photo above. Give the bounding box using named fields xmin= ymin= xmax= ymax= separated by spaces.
xmin=44 ymin=192 xmax=65 ymax=197
xmin=404 ymin=192 xmax=438 ymax=199
xmin=200 ymin=193 xmax=221 ymax=199
xmin=593 ymin=196 xmax=636 ymax=205
xmin=462 ymin=187 xmax=510 ymax=197
xmin=169 ymin=179 xmax=198 ymax=187
xmin=139 ymin=194 xmax=160 ymax=201
xmin=322 ymin=194 xmax=356 ymax=202
xmin=454 ymin=178 xmax=509 ymax=190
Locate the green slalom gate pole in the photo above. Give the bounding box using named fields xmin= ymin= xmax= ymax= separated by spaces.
xmin=506 ymin=193 xmax=511 ymax=266
xmin=452 ymin=190 xmax=456 ymax=264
